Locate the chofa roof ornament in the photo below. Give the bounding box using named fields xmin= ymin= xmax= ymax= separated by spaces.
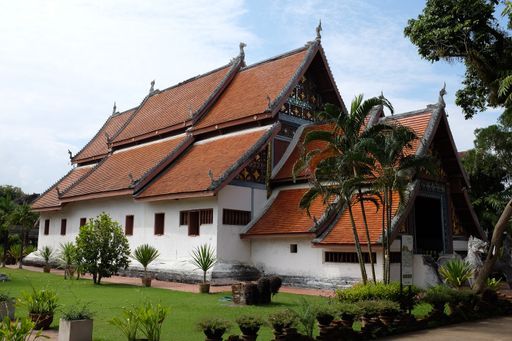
xmin=239 ymin=42 xmax=246 ymax=59
xmin=316 ymin=20 xmax=322 ymax=41
xmin=112 ymin=101 xmax=117 ymax=115
xmin=438 ymin=82 xmax=447 ymax=108
xmin=149 ymin=80 xmax=155 ymax=94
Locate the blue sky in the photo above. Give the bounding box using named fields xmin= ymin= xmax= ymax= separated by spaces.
xmin=0 ymin=0 xmax=503 ymax=193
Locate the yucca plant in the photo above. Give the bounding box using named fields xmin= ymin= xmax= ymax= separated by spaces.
xmin=58 ymin=242 xmax=77 ymax=279
xmin=37 ymin=246 xmax=54 ymax=272
xmin=8 ymin=244 xmax=22 ymax=265
xmin=439 ymin=259 xmax=473 ymax=289
xmin=131 ymin=244 xmax=160 ymax=287
xmin=190 ymin=244 xmax=216 ymax=284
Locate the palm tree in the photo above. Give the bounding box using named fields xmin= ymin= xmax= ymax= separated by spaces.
xmin=295 ymin=95 xmax=394 ymax=284
xmin=367 ymin=124 xmax=436 ymax=283
xmin=38 ymin=246 xmax=55 ymax=272
xmin=8 ymin=204 xmax=38 ymax=269
xmin=190 ymin=244 xmax=216 ymax=293
xmin=131 ymin=244 xmax=160 ymax=287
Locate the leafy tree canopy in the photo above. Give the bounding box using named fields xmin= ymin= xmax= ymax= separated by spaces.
xmin=404 ymin=0 xmax=512 ymax=118
xmin=75 ymin=213 xmax=130 ymax=284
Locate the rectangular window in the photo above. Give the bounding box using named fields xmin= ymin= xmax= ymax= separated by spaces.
xmin=188 ymin=211 xmax=200 ymax=236
xmin=79 ymin=218 xmax=87 ymax=227
xmin=324 ymin=252 xmax=376 ymax=264
xmin=222 ymin=209 xmax=251 ymax=225
xmin=390 ymin=252 xmax=402 ymax=263
xmin=125 ymin=215 xmax=134 ymax=236
xmin=290 ymin=244 xmax=298 ymax=253
xmin=60 ymin=219 xmax=67 ymax=236
xmin=44 ymin=219 xmax=50 ymax=235
xmin=179 ymin=211 xmax=188 ymax=225
xmin=200 ymin=209 xmax=213 ymax=225
xmin=154 ymin=213 xmax=165 ymax=235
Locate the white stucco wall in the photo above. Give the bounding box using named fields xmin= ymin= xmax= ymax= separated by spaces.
xmin=37 ymin=195 xmax=218 ymax=261
xmin=216 ymin=184 xmax=267 ymax=263
xmin=250 ymin=237 xmax=388 ymax=282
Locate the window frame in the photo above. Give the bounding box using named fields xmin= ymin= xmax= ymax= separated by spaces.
xmin=60 ymin=219 xmax=67 ymax=236
xmin=125 ymin=215 xmax=134 ymax=236
xmin=154 ymin=213 xmax=165 ymax=235
xmin=43 ymin=219 xmax=50 ymax=235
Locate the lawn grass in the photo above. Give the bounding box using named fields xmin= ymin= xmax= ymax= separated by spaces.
xmin=0 ymin=268 xmax=328 ymax=340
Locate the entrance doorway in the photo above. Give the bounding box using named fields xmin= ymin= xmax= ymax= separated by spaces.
xmin=414 ymin=196 xmax=444 ymax=257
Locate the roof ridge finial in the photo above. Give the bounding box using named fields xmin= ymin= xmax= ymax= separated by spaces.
xmin=149 ymin=80 xmax=155 ymax=94
xmin=438 ymin=82 xmax=447 ymax=108
xmin=67 ymin=149 xmax=73 ymax=160
xmin=112 ymin=101 xmax=117 ymax=115
xmin=316 ymin=19 xmax=322 ymax=41
xmin=239 ymin=42 xmax=246 ymax=59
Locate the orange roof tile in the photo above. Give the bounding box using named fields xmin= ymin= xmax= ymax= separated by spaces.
xmin=113 ymin=65 xmax=233 ymax=145
xmin=318 ymin=192 xmax=401 ymax=245
xmin=72 ymin=108 xmax=135 ymax=164
xmin=61 ymin=135 xmax=187 ymax=200
xmin=137 ymin=127 xmax=274 ymax=199
xmin=383 ymin=110 xmax=433 ymax=155
xmin=243 ymin=188 xmax=326 ymax=236
xmin=194 ymin=48 xmax=309 ymax=131
xmin=31 ymin=166 xmax=93 ymax=211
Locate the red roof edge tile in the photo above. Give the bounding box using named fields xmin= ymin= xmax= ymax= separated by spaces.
xmin=133 ymin=135 xmax=195 ymax=192
xmin=71 ymin=107 xmax=137 ymax=164
xmin=60 ymin=189 xmax=133 ymax=203
xmin=135 ymin=190 xmax=216 ymax=202
xmin=111 ymin=59 xmax=242 ymax=148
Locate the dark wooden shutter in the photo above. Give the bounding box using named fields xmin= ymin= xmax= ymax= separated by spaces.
xmin=60 ymin=219 xmax=67 ymax=235
xmin=199 ymin=209 xmax=213 ymax=224
xmin=188 ymin=211 xmax=200 ymax=236
xmin=79 ymin=218 xmax=87 ymax=227
xmin=222 ymin=209 xmax=251 ymax=225
xmin=125 ymin=215 xmax=134 ymax=236
xmin=154 ymin=213 xmax=165 ymax=235
xmin=44 ymin=219 xmax=50 ymax=235
xmin=179 ymin=211 xmax=189 ymax=225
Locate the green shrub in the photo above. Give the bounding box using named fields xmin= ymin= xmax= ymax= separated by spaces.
xmin=20 ymin=288 xmax=58 ymax=315
xmin=486 ymin=277 xmax=502 ymax=291
xmin=61 ymin=302 xmax=94 ymax=320
xmin=439 ymin=259 xmax=473 ymax=288
xmin=293 ymin=298 xmax=317 ymax=338
xmin=336 ymin=282 xmax=421 ymax=302
xmin=422 ymin=285 xmax=459 ymax=310
xmin=0 ymin=316 xmax=43 ymax=341
xmin=257 ymin=277 xmax=271 ymax=304
xmin=268 ymin=309 xmax=298 ymax=330
xmin=235 ymin=315 xmax=264 ymax=329
xmin=197 ymin=318 xmax=231 ymax=335
xmin=137 ymin=302 xmax=169 ymax=341
xmin=0 ymin=291 xmax=14 ymax=302
xmin=269 ymin=276 xmax=282 ymax=296
xmin=336 ymin=302 xmax=362 ymax=319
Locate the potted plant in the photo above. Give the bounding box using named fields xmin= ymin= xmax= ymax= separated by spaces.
xmin=236 ymin=315 xmax=264 ymax=341
xmin=422 ymin=285 xmax=455 ymax=319
xmin=190 ymin=244 xmax=216 ymax=294
xmin=58 ymin=242 xmax=77 ymax=279
xmin=268 ymin=309 xmax=297 ymax=337
xmin=375 ymin=300 xmax=400 ymax=326
xmin=0 ymin=316 xmax=44 ymax=340
xmin=198 ymin=318 xmax=231 ymax=341
xmin=20 ymin=288 xmax=58 ymax=330
xmin=356 ymin=300 xmax=380 ymax=330
xmin=316 ymin=305 xmax=337 ymax=326
xmin=109 ymin=306 xmax=140 ymax=341
xmin=38 ymin=246 xmax=54 ymax=273
xmin=131 ymin=244 xmax=160 ymax=287
xmin=0 ymin=291 xmax=15 ymax=320
xmin=137 ymin=301 xmax=169 ymax=341
xmin=337 ymin=302 xmax=361 ymax=328
xmin=58 ymin=303 xmax=94 ymax=341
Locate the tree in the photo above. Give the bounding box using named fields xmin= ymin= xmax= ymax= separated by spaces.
xmin=8 ymin=204 xmax=38 ymax=269
xmin=295 ymin=95 xmax=394 ymax=284
xmin=367 ymin=125 xmax=436 ymax=283
xmin=75 ymin=213 xmax=130 ymax=284
xmin=0 ymin=195 xmax=15 ymax=267
xmin=404 ymin=0 xmax=512 ymax=118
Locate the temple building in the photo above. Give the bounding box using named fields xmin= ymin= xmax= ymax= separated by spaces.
xmin=30 ymin=33 xmax=483 ymax=288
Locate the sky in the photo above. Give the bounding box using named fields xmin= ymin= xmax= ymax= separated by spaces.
xmin=0 ymin=0 xmax=504 ymax=194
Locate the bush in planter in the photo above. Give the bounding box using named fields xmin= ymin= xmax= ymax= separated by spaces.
xmin=336 ymin=282 xmax=421 ymax=303
xmin=336 ymin=302 xmax=362 ymax=327
xmin=268 ymin=309 xmax=298 ymax=334
xmin=109 ymin=306 xmax=140 ymax=341
xmin=59 ymin=303 xmax=94 ymax=341
xmin=293 ymin=297 xmax=317 ymax=338
xmin=421 ymin=285 xmax=458 ymax=317
xmin=0 ymin=291 xmax=15 ymax=320
xmin=131 ymin=244 xmax=160 ymax=287
xmin=439 ymin=259 xmax=473 ymax=288
xmin=373 ymin=300 xmax=400 ymax=326
xmin=0 ymin=316 xmax=44 ymax=340
xmin=37 ymin=246 xmax=54 ymax=273
xmin=198 ymin=318 xmax=231 ymax=340
xmin=58 ymin=242 xmax=77 ymax=280
xmin=20 ymin=288 xmax=58 ymax=330
xmin=235 ymin=315 xmax=264 ymax=337
xmin=244 ymin=283 xmax=259 ymax=305
xmin=269 ymin=276 xmax=282 ymax=297
xmin=190 ymin=244 xmax=216 ymax=294
xmin=316 ymin=305 xmax=338 ymax=326
xmin=257 ymin=277 xmax=271 ymax=305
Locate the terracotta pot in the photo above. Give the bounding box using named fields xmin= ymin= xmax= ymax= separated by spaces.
xmin=199 ymin=283 xmax=210 ymax=294
xmin=30 ymin=313 xmax=53 ymax=330
xmin=141 ymin=277 xmax=152 ymax=287
xmin=43 ymin=265 xmax=51 ymax=273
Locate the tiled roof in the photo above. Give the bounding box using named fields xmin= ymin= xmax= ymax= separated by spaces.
xmin=72 ymin=108 xmax=135 ymax=164
xmin=137 ymin=126 xmax=275 ymax=200
xmin=243 ymin=187 xmax=326 ymax=236
xmin=193 ymin=48 xmax=310 ymax=131
xmin=112 ymin=65 xmax=234 ymax=146
xmin=317 ymin=192 xmax=401 ymax=245
xmin=31 ymin=166 xmax=93 ymax=211
xmin=61 ymin=135 xmax=187 ymax=201
xmin=382 ymin=110 xmax=433 ymax=155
